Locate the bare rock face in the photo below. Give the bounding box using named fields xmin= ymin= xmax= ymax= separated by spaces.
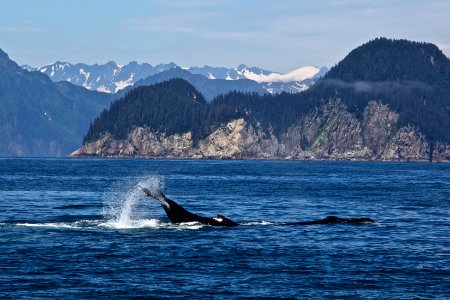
xmin=362 ymin=101 xmax=399 ymax=158
xmin=71 ymin=119 xmax=281 ymax=159
xmin=433 ymin=143 xmax=450 ymax=162
xmin=382 ymin=125 xmax=430 ymax=161
xmin=70 ymin=99 xmax=450 ymax=162
xmin=128 ymin=127 xmax=193 ymax=157
xmin=197 ymin=119 xmax=280 ymax=159
xmin=287 ymin=99 xmax=368 ymax=160
xmin=70 ymin=130 xmax=194 ymax=158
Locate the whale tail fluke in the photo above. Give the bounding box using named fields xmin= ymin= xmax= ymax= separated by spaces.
xmin=140 ymin=186 xmax=167 ymax=201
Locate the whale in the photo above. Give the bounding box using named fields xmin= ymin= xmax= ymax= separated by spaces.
xmin=141 ymin=187 xmax=374 ymax=227
xmin=141 ymin=187 xmax=239 ymax=226
xmin=282 ymin=216 xmax=375 ymax=225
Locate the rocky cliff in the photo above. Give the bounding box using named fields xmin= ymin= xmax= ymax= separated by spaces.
xmin=70 ymin=100 xmax=450 ymax=162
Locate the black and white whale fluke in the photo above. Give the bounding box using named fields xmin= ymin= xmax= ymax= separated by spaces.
xmin=141 ymin=187 xmax=374 ymax=227
xmin=141 ymin=187 xmax=239 ymax=227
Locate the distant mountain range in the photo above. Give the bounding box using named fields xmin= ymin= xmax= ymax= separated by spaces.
xmin=23 ymin=61 xmax=327 ymax=95
xmin=125 ymin=68 xmax=268 ymax=101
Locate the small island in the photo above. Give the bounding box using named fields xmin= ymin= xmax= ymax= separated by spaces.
xmin=72 ymin=39 xmax=450 ymax=162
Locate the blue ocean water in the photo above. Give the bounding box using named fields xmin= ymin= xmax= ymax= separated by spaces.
xmin=0 ymin=158 xmax=449 ymax=299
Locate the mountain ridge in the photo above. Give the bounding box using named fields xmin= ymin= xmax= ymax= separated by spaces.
xmin=126 ymin=67 xmax=268 ymax=101
xmin=23 ymin=60 xmax=327 ymax=95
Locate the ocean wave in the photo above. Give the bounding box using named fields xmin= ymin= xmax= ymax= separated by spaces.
xmin=1 ymin=218 xmax=205 ymax=231
xmin=14 ymin=219 xmax=102 ymax=229
xmin=241 ymin=221 xmax=276 ymax=226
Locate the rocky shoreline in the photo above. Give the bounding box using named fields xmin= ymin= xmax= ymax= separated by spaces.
xmin=71 ymin=100 xmax=450 ymax=162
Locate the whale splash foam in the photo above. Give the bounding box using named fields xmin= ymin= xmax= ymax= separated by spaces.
xmin=102 ymin=176 xmax=163 ymax=229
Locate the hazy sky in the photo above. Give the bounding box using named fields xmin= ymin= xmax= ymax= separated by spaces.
xmin=1 ymin=0 xmax=449 ymax=72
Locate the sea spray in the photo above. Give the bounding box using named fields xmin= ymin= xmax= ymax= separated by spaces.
xmin=116 ymin=188 xmax=141 ymax=227
xmin=102 ymin=175 xmax=164 ymax=228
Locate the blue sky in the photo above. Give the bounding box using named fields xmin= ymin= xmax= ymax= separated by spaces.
xmin=1 ymin=0 xmax=450 ymax=72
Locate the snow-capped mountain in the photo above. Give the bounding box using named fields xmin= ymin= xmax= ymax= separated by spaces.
xmin=186 ymin=64 xmax=328 ymax=93
xmin=24 ymin=61 xmax=327 ymax=95
xmin=35 ymin=61 xmax=177 ymax=93
xmin=240 ymin=66 xmax=327 ymax=83
xmin=186 ymin=64 xmax=274 ymax=80
xmin=187 ymin=64 xmax=327 ymax=83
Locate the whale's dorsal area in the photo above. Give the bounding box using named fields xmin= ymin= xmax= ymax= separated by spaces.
xmin=140 ymin=187 xmax=374 ymax=227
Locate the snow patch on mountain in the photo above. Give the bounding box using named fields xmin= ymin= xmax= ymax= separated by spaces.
xmin=261 ymin=80 xmax=311 ymax=94
xmin=243 ymin=66 xmax=320 ymax=83
xmin=21 ymin=64 xmax=37 ymax=72
xmin=79 ymin=69 xmax=91 ymax=86
xmin=114 ymin=76 xmax=135 ymax=93
xmin=97 ymin=85 xmax=110 ymax=93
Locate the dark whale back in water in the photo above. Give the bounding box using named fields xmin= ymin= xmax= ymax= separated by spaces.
xmin=141 ymin=188 xmax=374 ymax=227
xmin=285 ymin=216 xmax=375 ymax=225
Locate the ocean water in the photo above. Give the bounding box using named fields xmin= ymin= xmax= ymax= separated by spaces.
xmin=0 ymin=158 xmax=449 ymax=299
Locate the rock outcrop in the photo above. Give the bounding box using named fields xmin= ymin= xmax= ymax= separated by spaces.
xmin=71 ymin=100 xmax=450 ymax=162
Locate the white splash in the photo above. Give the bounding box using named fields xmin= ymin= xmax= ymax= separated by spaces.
xmin=102 ymin=218 xmax=160 ymax=229
xmin=103 ymin=176 xmax=165 ymax=229
xmin=116 ymin=188 xmax=141 ymax=227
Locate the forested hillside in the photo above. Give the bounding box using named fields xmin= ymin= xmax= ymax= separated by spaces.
xmin=0 ymin=49 xmax=114 ymax=156
xmin=85 ymin=79 xmax=211 ymax=144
